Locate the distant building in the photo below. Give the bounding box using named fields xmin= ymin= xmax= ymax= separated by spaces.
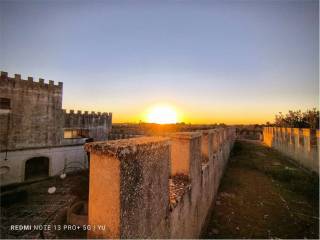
xmin=0 ymin=71 xmax=112 ymax=186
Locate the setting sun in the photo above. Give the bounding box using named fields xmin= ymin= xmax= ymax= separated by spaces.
xmin=146 ymin=106 xmax=178 ymax=124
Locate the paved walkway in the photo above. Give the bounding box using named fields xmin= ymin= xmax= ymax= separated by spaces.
xmin=1 ymin=172 xmax=88 ymax=239
xmin=204 ymin=140 xmax=319 ymax=239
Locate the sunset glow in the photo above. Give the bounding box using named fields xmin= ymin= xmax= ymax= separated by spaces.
xmin=146 ymin=106 xmax=178 ymax=124
xmin=1 ymin=1 xmax=317 ymax=124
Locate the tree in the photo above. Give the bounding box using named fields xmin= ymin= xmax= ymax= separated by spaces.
xmin=274 ymin=108 xmax=319 ymax=129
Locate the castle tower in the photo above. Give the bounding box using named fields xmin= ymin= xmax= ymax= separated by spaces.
xmin=0 ymin=71 xmax=63 ymax=151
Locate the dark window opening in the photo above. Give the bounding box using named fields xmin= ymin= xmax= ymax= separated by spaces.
xmin=0 ymin=98 xmax=10 ymax=110
xmin=25 ymin=157 xmax=49 ymax=181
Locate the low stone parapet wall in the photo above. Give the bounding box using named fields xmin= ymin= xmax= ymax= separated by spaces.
xmin=263 ymin=127 xmax=319 ymax=173
xmin=85 ymin=127 xmax=236 ymax=238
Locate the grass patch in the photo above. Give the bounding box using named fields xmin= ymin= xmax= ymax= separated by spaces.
xmin=265 ymin=167 xmax=319 ymax=200
xmin=265 ymin=167 xmax=301 ymax=182
xmin=232 ymin=140 xmax=319 ymax=201
xmin=230 ymin=142 xmax=262 ymax=171
xmin=219 ymin=175 xmax=241 ymax=190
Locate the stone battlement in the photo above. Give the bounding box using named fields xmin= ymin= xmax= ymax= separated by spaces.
xmin=63 ymin=109 xmax=112 ymax=118
xmin=0 ymin=71 xmax=63 ymax=150
xmin=263 ymin=127 xmax=319 ymax=173
xmin=85 ymin=127 xmax=236 ymax=238
xmin=0 ymin=71 xmax=112 ymax=151
xmin=0 ymin=71 xmax=62 ymax=91
xmin=63 ymin=109 xmax=112 ymax=131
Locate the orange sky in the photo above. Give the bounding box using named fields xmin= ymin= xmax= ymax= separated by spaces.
xmin=64 ymin=101 xmax=316 ymax=125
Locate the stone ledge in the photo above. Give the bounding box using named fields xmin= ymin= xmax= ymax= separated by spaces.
xmin=84 ymin=136 xmax=170 ymax=157
xmin=169 ymin=132 xmax=202 ymax=140
xmin=198 ymin=129 xmax=216 ymax=135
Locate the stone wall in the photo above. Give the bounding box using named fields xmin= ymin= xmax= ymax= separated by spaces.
xmin=0 ymin=145 xmax=88 ymax=186
xmin=85 ymin=127 xmax=236 ymax=238
xmin=0 ymin=71 xmax=63 ymax=151
xmin=0 ymin=71 xmax=113 ymax=152
xmin=236 ymin=127 xmax=263 ymax=140
xmin=263 ymin=127 xmax=319 ymax=173
xmin=0 ymin=71 xmax=112 ymax=186
xmin=63 ymin=110 xmax=112 ymax=141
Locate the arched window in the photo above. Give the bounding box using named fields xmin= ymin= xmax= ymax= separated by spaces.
xmin=25 ymin=157 xmax=49 ymax=181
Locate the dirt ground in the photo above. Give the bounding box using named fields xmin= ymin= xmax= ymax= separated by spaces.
xmin=0 ymin=171 xmax=88 ymax=239
xmin=204 ymin=140 xmax=319 ymax=239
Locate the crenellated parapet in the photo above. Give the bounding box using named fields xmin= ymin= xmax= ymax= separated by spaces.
xmin=63 ymin=109 xmax=112 ymax=129
xmin=0 ymin=71 xmax=62 ymax=92
xmin=63 ymin=109 xmax=112 ymax=141
xmin=85 ymin=128 xmax=236 ymax=239
xmin=0 ymin=71 xmax=63 ymax=150
xmin=0 ymin=70 xmax=113 ymax=150
xmin=263 ymin=127 xmax=319 ymax=173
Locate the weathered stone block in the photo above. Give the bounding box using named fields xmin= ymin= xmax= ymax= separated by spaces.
xmin=169 ymin=132 xmax=202 ymax=186
xmin=199 ymin=130 xmax=214 ymax=164
xmin=85 ymin=137 xmax=171 ymax=239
